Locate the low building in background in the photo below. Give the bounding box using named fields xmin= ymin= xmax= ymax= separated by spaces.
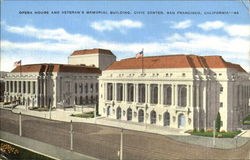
xmin=99 ymin=54 xmax=250 ymax=131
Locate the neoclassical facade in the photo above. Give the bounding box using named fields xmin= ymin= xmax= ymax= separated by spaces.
xmin=99 ymin=55 xmax=250 ymax=131
xmin=4 ymin=64 xmax=101 ymax=108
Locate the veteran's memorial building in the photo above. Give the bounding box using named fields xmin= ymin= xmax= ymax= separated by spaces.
xmin=98 ymin=54 xmax=250 ymax=131
xmin=3 ymin=48 xmax=250 ymax=131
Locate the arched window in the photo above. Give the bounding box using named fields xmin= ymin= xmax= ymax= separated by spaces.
xmin=178 ymin=114 xmax=185 ymax=128
xmin=127 ymin=108 xmax=132 ymax=121
xmin=138 ymin=109 xmax=144 ymax=123
xmin=164 ymin=112 xmax=170 ymax=126
xmin=150 ymin=110 xmax=157 ymax=124
xmin=116 ymin=107 xmax=121 ymax=119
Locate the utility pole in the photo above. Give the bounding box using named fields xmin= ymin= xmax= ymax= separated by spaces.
xmin=213 ymin=120 xmax=216 ymax=147
xmin=19 ymin=112 xmax=22 ymax=137
xmin=120 ymin=128 xmax=123 ymax=160
xmin=49 ymin=100 xmax=52 ymax=120
xmin=70 ymin=120 xmax=73 ymax=151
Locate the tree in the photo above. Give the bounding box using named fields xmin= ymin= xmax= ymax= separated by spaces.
xmin=215 ymin=112 xmax=221 ymax=132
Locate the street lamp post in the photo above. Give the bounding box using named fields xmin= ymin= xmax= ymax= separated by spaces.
xmin=213 ymin=120 xmax=216 ymax=147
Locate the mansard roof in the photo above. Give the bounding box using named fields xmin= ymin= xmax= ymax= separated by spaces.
xmin=106 ymin=55 xmax=246 ymax=72
xmin=71 ymin=48 xmax=115 ymax=56
xmin=11 ymin=64 xmax=101 ymax=74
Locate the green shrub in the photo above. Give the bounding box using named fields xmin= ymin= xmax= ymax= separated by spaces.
xmin=200 ymin=128 xmax=205 ymax=132
xmin=193 ymin=128 xmax=197 ymax=132
xmin=215 ymin=112 xmax=221 ymax=132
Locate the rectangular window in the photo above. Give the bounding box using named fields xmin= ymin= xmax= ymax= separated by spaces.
xmin=85 ymin=83 xmax=88 ymax=94
xmin=28 ymin=82 xmax=31 ymax=93
xmin=14 ymin=81 xmax=17 ymax=92
xmin=90 ymin=84 xmax=93 ymax=93
xmin=138 ymin=84 xmax=145 ymax=103
xmin=10 ymin=81 xmax=13 ymax=92
xmin=6 ymin=81 xmax=9 ymax=92
xmin=107 ymin=83 xmax=113 ymax=101
xmin=116 ymin=83 xmax=123 ymax=101
xmin=23 ymin=82 xmax=26 ymax=93
xmin=33 ymin=82 xmax=36 ymax=94
xmin=96 ymin=83 xmax=98 ymax=93
xmin=80 ymin=83 xmax=83 ymax=94
xmin=75 ymin=83 xmax=77 ymax=94
xmin=18 ymin=81 xmax=21 ymax=93
xmin=163 ymin=85 xmax=172 ymax=105
xmin=150 ymin=84 xmax=158 ymax=104
xmin=127 ymin=83 xmax=134 ymax=102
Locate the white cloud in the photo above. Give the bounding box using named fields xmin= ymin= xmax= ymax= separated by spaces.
xmin=166 ymin=33 xmax=185 ymax=41
xmin=197 ymin=21 xmax=224 ymax=30
xmin=198 ymin=21 xmax=250 ymax=37
xmin=1 ymin=23 xmax=250 ymax=72
xmin=90 ymin=19 xmax=143 ymax=32
xmin=225 ymin=25 xmax=250 ymax=37
xmin=170 ymin=20 xmax=192 ymax=29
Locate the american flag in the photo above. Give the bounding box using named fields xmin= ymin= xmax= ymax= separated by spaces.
xmin=14 ymin=60 xmax=21 ymax=67
xmin=136 ymin=50 xmax=144 ymax=58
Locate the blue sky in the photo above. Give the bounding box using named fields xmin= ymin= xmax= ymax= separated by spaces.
xmin=1 ymin=0 xmax=250 ymax=71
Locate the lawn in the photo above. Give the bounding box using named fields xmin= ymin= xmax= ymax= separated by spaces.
xmin=71 ymin=112 xmax=94 ymax=118
xmin=187 ymin=130 xmax=241 ymax=138
xmin=243 ymin=115 xmax=250 ymax=125
xmin=0 ymin=140 xmax=55 ymax=160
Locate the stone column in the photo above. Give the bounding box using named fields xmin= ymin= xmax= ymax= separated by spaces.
xmin=5 ymin=81 xmax=8 ymax=92
xmin=148 ymin=84 xmax=151 ymax=104
xmin=203 ymin=81 xmax=207 ymax=130
xmin=124 ymin=83 xmax=127 ymax=102
xmin=134 ymin=83 xmax=137 ymax=103
xmin=190 ymin=85 xmax=193 ymax=108
xmin=187 ymin=85 xmax=190 ymax=107
xmin=145 ymin=84 xmax=148 ymax=104
xmin=196 ymin=83 xmax=200 ymax=130
xmin=175 ymin=84 xmax=178 ymax=106
xmin=171 ymin=84 xmax=174 ymax=106
xmin=114 ymin=83 xmax=116 ymax=101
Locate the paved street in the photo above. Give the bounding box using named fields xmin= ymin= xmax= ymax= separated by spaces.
xmin=1 ymin=109 xmax=250 ymax=160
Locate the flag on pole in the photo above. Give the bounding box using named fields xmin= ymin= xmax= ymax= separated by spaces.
xmin=14 ymin=60 xmax=21 ymax=67
xmin=136 ymin=50 xmax=143 ymax=58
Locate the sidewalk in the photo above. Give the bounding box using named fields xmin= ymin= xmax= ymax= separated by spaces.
xmin=10 ymin=105 xmax=187 ymax=136
xmin=0 ymin=131 xmax=96 ymax=160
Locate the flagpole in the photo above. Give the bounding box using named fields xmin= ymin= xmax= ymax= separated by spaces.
xmin=20 ymin=60 xmax=22 ymax=77
xmin=142 ymin=48 xmax=144 ymax=74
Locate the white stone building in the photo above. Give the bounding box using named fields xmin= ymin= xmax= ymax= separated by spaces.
xmin=4 ymin=63 xmax=101 ymax=108
xmin=68 ymin=48 xmax=116 ymax=71
xmin=99 ymin=55 xmax=250 ymax=131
